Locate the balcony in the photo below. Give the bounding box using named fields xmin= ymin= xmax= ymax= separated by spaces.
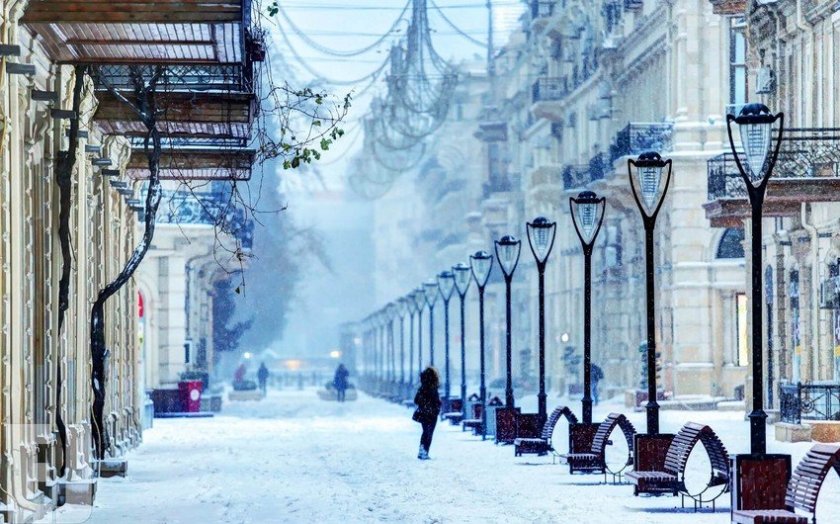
xmin=531 ymin=77 xmax=568 ymax=121
xmin=562 ymin=164 xmax=590 ymax=191
xmin=708 ymin=0 xmax=747 ymax=15
xmin=530 ymin=1 xmax=557 ymax=31
xmin=704 ymin=128 xmax=840 ymax=227
xmin=157 ymin=188 xmax=254 ymax=249
xmin=609 ymin=123 xmax=674 ymax=164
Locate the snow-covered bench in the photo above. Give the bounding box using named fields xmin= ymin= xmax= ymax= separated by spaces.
xmin=626 ymin=422 xmax=729 ymax=510
xmin=732 ymin=443 xmax=840 ymax=524
xmin=514 ymin=406 xmax=577 ymax=462
xmin=441 ymin=397 xmax=464 ymax=424
xmin=561 ymin=413 xmax=636 ymax=481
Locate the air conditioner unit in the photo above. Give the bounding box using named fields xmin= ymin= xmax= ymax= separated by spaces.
xmin=755 ymin=67 xmax=775 ymax=94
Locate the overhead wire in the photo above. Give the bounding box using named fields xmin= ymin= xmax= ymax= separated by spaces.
xmin=428 ymin=0 xmax=488 ymax=48
xmin=276 ymin=0 xmax=411 ymax=58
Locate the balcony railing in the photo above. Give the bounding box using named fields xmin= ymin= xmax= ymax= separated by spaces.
xmin=609 ymin=123 xmax=674 ymax=164
xmin=530 ymin=0 xmax=556 ymax=19
xmin=780 ymin=382 xmax=840 ymax=424
xmin=589 ymin=152 xmax=608 ymax=182
xmin=562 ymin=164 xmax=590 ymax=190
xmin=532 ymin=77 xmax=567 ymax=104
xmin=707 ymin=127 xmax=840 ymax=201
xmin=157 ymin=188 xmax=254 ymax=249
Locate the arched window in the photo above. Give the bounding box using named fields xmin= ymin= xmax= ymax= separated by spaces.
xmin=716 ymin=228 xmax=745 ymax=259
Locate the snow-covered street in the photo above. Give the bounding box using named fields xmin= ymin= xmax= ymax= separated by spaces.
xmin=45 ymin=389 xmax=839 ymax=524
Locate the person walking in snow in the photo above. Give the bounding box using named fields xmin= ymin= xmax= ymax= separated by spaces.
xmin=413 ymin=367 xmax=441 ymax=460
xmin=333 ymin=363 xmax=350 ymax=402
xmin=257 ymin=363 xmax=270 ymax=395
xmin=592 ymin=363 xmax=604 ymax=405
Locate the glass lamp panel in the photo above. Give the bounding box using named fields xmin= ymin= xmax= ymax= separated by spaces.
xmin=397 ymin=299 xmax=408 ymax=317
xmin=635 ymin=165 xmax=664 ymax=215
xmin=438 ymin=272 xmax=455 ymax=300
xmin=528 ymin=222 xmax=556 ymax=263
xmin=573 ymin=200 xmax=604 ymax=245
xmin=413 ymin=289 xmax=425 ymax=310
xmin=739 ymin=121 xmax=773 ymax=187
xmin=452 ymin=264 xmax=471 ymax=295
xmin=470 ymin=253 xmax=493 ymax=286
xmin=423 ymin=281 xmax=439 ymax=306
xmin=496 ymin=240 xmax=520 ymax=275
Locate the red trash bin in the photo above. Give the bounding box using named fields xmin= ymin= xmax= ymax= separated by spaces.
xmin=178 ymin=380 xmax=203 ymax=413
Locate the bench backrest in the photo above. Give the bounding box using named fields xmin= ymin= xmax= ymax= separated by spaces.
xmin=541 ymin=406 xmax=579 ymax=441
xmin=664 ymin=422 xmax=730 ymax=484
xmin=591 ymin=412 xmax=636 ymax=456
xmin=785 ymin=443 xmax=840 ymax=514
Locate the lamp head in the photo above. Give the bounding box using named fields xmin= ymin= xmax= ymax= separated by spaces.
xmin=437 ymin=270 xmax=456 ymax=301
xmin=470 ymin=250 xmax=493 ymax=288
xmin=452 ymin=262 xmax=472 ymax=296
xmin=494 ymin=235 xmax=522 ymax=277
xmin=526 ymin=216 xmax=557 ymax=264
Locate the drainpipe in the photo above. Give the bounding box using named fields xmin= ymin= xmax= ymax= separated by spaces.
xmin=801 ymin=203 xmax=822 ymax=381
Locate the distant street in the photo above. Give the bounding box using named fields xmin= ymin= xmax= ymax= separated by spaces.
xmin=41 ymin=389 xmax=839 ymax=523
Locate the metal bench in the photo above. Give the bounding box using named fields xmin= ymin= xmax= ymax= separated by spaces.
xmin=461 ymin=401 xmax=484 ymax=433
xmin=732 ymin=443 xmax=840 ymax=524
xmin=441 ymin=397 xmax=464 ymax=424
xmin=626 ymin=422 xmax=730 ymax=511
xmin=561 ymin=412 xmax=636 ymax=481
xmin=514 ymin=406 xmax=578 ymax=462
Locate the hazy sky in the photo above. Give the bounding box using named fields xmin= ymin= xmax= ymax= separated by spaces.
xmin=255 ymin=1 xmax=523 ymax=359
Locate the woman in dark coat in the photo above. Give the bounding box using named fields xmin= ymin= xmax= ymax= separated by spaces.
xmin=414 ymin=367 xmax=441 ymax=460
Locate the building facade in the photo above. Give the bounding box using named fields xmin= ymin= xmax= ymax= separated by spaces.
xmin=0 ymin=1 xmax=259 ymax=520
xmin=367 ymin=0 xmax=764 ymax=404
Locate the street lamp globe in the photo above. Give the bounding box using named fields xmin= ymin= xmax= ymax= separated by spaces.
xmin=495 ymin=235 xmax=522 ymax=277
xmin=470 ymin=250 xmax=493 ymax=288
xmin=397 ymin=297 xmax=408 ymax=318
xmin=423 ymin=279 xmax=439 ymax=307
xmin=729 ymin=103 xmax=782 ymax=188
xmin=526 ymin=217 xmax=557 ymax=264
xmin=629 ymin=152 xmax=672 ymax=217
xmin=437 ymin=270 xmax=456 ymax=301
xmin=570 ymin=191 xmax=606 ymax=246
xmin=452 ymin=262 xmax=471 ymax=296
xmin=412 ymin=287 xmax=426 ymax=311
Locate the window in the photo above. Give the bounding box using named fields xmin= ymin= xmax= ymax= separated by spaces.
xmin=729 ymin=18 xmax=747 ymax=106
xmin=716 ymin=228 xmax=745 ymax=259
xmin=736 ymin=293 xmax=749 ymax=366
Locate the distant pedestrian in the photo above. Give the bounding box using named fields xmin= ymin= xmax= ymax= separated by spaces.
xmin=257 ymin=363 xmax=270 ymax=395
xmin=334 ymin=363 xmax=350 ymax=402
xmin=592 ymin=364 xmax=604 ymax=405
xmin=412 ymin=367 xmax=441 ymax=460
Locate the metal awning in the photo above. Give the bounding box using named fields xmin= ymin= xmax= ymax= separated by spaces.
xmin=22 ymin=1 xmax=249 ymax=64
xmin=127 ymin=147 xmax=254 ymax=181
xmin=94 ymin=91 xmax=254 ymax=139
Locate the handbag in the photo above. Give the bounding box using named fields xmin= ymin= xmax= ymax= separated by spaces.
xmin=412 ymin=408 xmax=423 ymax=423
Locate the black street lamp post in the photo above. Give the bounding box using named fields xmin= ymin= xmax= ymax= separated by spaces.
xmin=397 ymin=298 xmax=408 ymax=393
xmin=413 ymin=288 xmax=426 ymax=372
xmin=470 ymin=250 xmax=493 ymax=439
xmin=452 ymin=262 xmax=472 ymax=419
xmin=526 ymin=217 xmax=557 ymax=422
xmin=387 ymin=302 xmax=398 ymax=393
xmin=727 ymin=103 xmax=784 ymax=454
xmin=495 ymin=235 xmax=522 ymax=409
xmin=570 ymin=191 xmax=606 ymax=425
xmin=628 ymin=151 xmax=673 ymax=435
xmin=438 ymin=271 xmax=456 ymax=404
xmin=423 ymin=280 xmax=439 ymax=367
xmin=407 ymin=294 xmax=417 ymax=389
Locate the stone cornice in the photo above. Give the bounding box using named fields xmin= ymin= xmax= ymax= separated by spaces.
xmin=708 ymin=0 xmax=747 ymax=16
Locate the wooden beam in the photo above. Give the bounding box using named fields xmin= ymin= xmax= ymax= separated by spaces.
xmin=22 ymin=1 xmax=243 ymax=24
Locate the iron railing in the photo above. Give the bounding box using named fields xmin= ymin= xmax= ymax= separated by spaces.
xmin=530 ymin=0 xmax=556 ymax=19
xmin=609 ymin=122 xmax=674 ymax=163
xmin=93 ymin=64 xmax=253 ymax=93
xmin=532 ymin=77 xmax=567 ymax=103
xmin=780 ymin=382 xmax=840 ymax=424
xmin=562 ymin=164 xmax=590 ymax=190
xmin=157 ymin=188 xmax=254 ymax=249
xmin=707 ymin=127 xmax=840 ymax=201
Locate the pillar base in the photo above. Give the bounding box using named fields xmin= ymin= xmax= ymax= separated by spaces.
xmin=93 ymin=457 xmax=128 ymax=478
xmin=58 ymin=478 xmax=97 ymax=506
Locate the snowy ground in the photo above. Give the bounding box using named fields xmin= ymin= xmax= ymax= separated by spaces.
xmin=41 ymin=388 xmax=840 ymax=523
